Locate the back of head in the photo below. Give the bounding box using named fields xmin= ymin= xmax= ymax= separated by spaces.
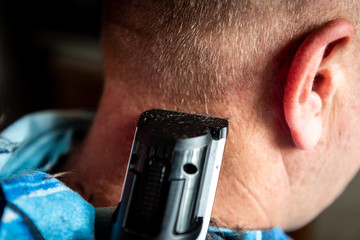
xmin=102 ymin=0 xmax=359 ymax=107
xmin=94 ymin=0 xmax=360 ymax=231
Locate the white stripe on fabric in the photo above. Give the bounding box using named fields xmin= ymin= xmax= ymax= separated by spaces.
xmin=25 ymin=185 xmax=68 ymax=198
xmin=256 ymin=231 xmax=262 ymax=240
xmin=2 ymin=208 xmax=19 ymax=223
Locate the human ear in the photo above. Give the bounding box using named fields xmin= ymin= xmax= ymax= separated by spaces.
xmin=283 ymin=19 xmax=354 ymax=149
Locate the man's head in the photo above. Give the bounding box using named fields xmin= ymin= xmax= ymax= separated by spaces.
xmin=102 ymin=0 xmax=359 ymax=104
xmin=79 ymin=0 xmax=360 ymax=232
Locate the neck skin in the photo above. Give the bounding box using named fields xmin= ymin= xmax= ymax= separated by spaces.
xmin=57 ymin=76 xmax=287 ymax=230
xmin=57 ymin=79 xmax=232 ymax=204
xmin=57 ymin=81 xmax=156 ymax=206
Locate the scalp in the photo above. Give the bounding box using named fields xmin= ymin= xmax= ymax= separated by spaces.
xmin=101 ymin=0 xmax=360 ymax=106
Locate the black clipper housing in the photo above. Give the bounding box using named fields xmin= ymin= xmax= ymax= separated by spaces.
xmin=111 ymin=109 xmax=229 ymax=240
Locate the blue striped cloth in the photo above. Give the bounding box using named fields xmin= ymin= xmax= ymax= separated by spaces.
xmin=0 ymin=172 xmax=94 ymax=239
xmin=0 ymin=111 xmax=290 ymax=239
xmin=0 ymin=111 xmax=95 ymax=239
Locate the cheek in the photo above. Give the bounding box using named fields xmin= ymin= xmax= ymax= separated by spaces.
xmin=328 ymin=88 xmax=360 ymax=182
xmin=335 ymin=85 xmax=360 ymax=153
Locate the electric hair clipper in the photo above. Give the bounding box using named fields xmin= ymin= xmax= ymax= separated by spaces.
xmin=111 ymin=109 xmax=229 ymax=240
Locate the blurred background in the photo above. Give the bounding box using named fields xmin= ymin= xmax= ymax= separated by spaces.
xmin=0 ymin=1 xmax=358 ymax=239
xmin=0 ymin=0 xmax=103 ymax=128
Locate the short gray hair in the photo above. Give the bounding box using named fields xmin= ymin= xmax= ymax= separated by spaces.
xmin=102 ymin=0 xmax=360 ymax=105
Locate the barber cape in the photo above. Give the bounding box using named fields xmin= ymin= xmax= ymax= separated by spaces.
xmin=0 ymin=111 xmax=291 ymax=240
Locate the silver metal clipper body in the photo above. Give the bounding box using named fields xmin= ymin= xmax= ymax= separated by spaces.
xmin=111 ymin=109 xmax=229 ymax=240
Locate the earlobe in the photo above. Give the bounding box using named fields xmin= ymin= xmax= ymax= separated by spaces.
xmin=284 ymin=19 xmax=354 ymax=150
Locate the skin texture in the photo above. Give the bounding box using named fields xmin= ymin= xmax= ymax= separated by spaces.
xmin=57 ymin=17 xmax=360 ymax=233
